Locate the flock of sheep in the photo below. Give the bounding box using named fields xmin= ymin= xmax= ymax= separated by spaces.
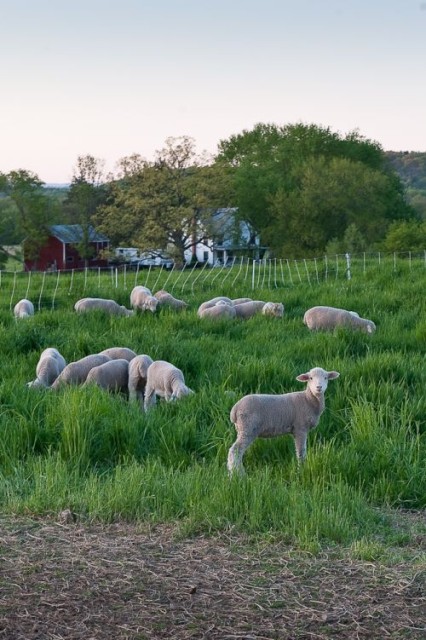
xmin=14 ymin=284 xmax=377 ymax=474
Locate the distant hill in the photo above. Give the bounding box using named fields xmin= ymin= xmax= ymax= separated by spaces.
xmin=385 ymin=151 xmax=426 ymax=218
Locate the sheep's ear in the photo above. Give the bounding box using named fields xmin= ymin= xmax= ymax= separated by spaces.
xmin=327 ymin=371 xmax=340 ymax=379
xmin=296 ymin=373 xmax=309 ymax=382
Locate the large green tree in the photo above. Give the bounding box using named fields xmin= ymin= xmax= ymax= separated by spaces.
xmin=217 ymin=122 xmax=415 ymax=256
xmin=95 ymin=137 xmax=233 ymax=265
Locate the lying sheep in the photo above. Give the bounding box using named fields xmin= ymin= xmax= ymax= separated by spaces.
xmin=99 ymin=347 xmax=137 ymax=362
xmin=303 ymin=306 xmax=376 ymax=334
xmin=262 ymin=302 xmax=284 ymax=318
xmin=153 ymin=290 xmax=188 ymax=310
xmin=130 ymin=285 xmax=158 ymax=313
xmin=197 ymin=296 xmax=233 ymax=316
xmin=233 ymin=300 xmax=266 ymax=319
xmin=227 ymin=366 xmax=340 ymax=475
xmin=232 ymin=297 xmax=253 ymax=305
xmin=74 ymin=297 xmax=133 ymax=316
xmin=51 ymin=354 xmax=111 ymax=389
xmin=27 ymin=348 xmax=67 ymax=388
xmin=14 ymin=299 xmax=34 ymax=319
xmin=128 ymin=354 xmax=154 ymax=407
xmin=198 ymin=304 xmax=237 ymax=320
xmin=144 ymin=360 xmax=193 ymax=411
xmin=84 ymin=359 xmax=129 ymax=393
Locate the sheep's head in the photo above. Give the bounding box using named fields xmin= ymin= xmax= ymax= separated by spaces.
xmin=262 ymin=302 xmax=284 ymax=317
xmin=364 ymin=320 xmax=376 ymax=334
xmin=296 ymin=367 xmax=340 ymax=396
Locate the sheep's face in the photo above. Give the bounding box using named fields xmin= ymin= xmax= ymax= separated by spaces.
xmin=263 ymin=302 xmax=284 ymax=317
xmin=365 ymin=320 xmax=376 ymax=334
xmin=297 ymin=367 xmax=340 ymax=396
xmin=146 ymin=298 xmax=158 ymax=312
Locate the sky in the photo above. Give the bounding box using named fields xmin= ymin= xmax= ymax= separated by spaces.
xmin=1 ymin=0 xmax=425 ymax=184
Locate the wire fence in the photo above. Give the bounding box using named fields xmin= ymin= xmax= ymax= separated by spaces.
xmin=1 ymin=251 xmax=426 ymax=310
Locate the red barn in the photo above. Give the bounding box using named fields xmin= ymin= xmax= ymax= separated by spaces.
xmin=23 ymin=224 xmax=110 ymax=272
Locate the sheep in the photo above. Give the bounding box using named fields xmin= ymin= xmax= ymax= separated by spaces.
xmin=130 ymin=285 xmax=158 ymax=313
xmin=227 ymin=366 xmax=340 ymax=475
xmin=144 ymin=360 xmax=193 ymax=411
xmin=197 ymin=296 xmax=233 ymax=316
xmin=233 ymin=300 xmax=266 ymax=319
xmin=303 ymin=306 xmax=376 ymax=334
xmin=153 ymin=290 xmax=188 ymax=310
xmin=84 ymin=358 xmax=130 ymax=393
xmin=27 ymin=348 xmax=67 ymax=388
xmin=262 ymin=302 xmax=284 ymax=318
xmin=99 ymin=347 xmax=137 ymax=362
xmin=74 ymin=297 xmax=133 ymax=316
xmin=232 ymin=297 xmax=253 ymax=305
xmin=14 ymin=299 xmax=34 ymax=319
xmin=128 ymin=354 xmax=154 ymax=407
xmin=198 ymin=304 xmax=237 ymax=320
xmin=51 ymin=354 xmax=111 ymax=389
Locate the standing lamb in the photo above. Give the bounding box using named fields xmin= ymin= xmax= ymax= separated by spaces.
xmin=14 ymin=299 xmax=34 ymax=319
xmin=128 ymin=354 xmax=154 ymax=408
xmin=153 ymin=290 xmax=188 ymax=310
xmin=27 ymin=348 xmax=67 ymax=388
xmin=74 ymin=297 xmax=133 ymax=316
xmin=99 ymin=347 xmax=137 ymax=362
xmin=130 ymin=286 xmax=158 ymax=313
xmin=144 ymin=360 xmax=193 ymax=411
xmin=303 ymin=306 xmax=376 ymax=334
xmin=84 ymin=359 xmax=130 ymax=393
xmin=227 ymin=367 xmax=340 ymax=475
xmin=51 ymin=354 xmax=111 ymax=389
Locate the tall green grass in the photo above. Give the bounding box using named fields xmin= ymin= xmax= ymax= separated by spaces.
xmin=0 ymin=260 xmax=424 ymax=550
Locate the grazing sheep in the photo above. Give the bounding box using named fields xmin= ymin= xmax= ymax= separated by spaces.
xmin=262 ymin=302 xmax=284 ymax=318
xmin=84 ymin=359 xmax=130 ymax=393
xmin=198 ymin=304 xmax=237 ymax=320
xmin=27 ymin=347 xmax=67 ymax=388
xmin=233 ymin=300 xmax=266 ymax=319
xmin=14 ymin=299 xmax=34 ymax=319
xmin=153 ymin=290 xmax=188 ymax=310
xmin=51 ymin=354 xmax=111 ymax=389
xmin=74 ymin=297 xmax=133 ymax=316
xmin=144 ymin=360 xmax=193 ymax=411
xmin=197 ymin=296 xmax=233 ymax=316
xmin=227 ymin=367 xmax=340 ymax=475
xmin=99 ymin=347 xmax=137 ymax=362
xmin=130 ymin=285 xmax=158 ymax=313
xmin=128 ymin=354 xmax=154 ymax=407
xmin=303 ymin=306 xmax=376 ymax=334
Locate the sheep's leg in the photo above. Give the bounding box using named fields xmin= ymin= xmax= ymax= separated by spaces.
xmin=294 ymin=430 xmax=308 ymax=463
xmin=143 ymin=386 xmax=157 ymax=412
xmin=227 ymin=435 xmax=252 ymax=475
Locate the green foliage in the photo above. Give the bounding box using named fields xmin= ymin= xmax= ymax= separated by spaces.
xmin=381 ymin=219 xmax=426 ymax=252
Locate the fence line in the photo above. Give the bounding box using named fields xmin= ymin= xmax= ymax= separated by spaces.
xmin=1 ymin=251 xmax=425 ymax=309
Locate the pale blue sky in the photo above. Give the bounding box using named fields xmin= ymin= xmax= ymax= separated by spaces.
xmin=1 ymin=0 xmax=425 ymax=183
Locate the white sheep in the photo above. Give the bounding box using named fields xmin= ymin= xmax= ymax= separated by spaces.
xmin=197 ymin=296 xmax=233 ymax=316
xmin=99 ymin=347 xmax=137 ymax=362
xmin=51 ymin=354 xmax=111 ymax=389
xmin=233 ymin=300 xmax=266 ymax=319
xmin=153 ymin=290 xmax=188 ymax=310
xmin=232 ymin=297 xmax=253 ymax=305
xmin=303 ymin=306 xmax=376 ymax=334
xmin=27 ymin=348 xmax=67 ymax=388
xmin=227 ymin=366 xmax=340 ymax=475
xmin=262 ymin=302 xmax=284 ymax=318
xmin=84 ymin=358 xmax=130 ymax=393
xmin=198 ymin=304 xmax=237 ymax=320
xmin=144 ymin=360 xmax=193 ymax=411
xmin=128 ymin=354 xmax=154 ymax=407
xmin=74 ymin=297 xmax=133 ymax=316
xmin=14 ymin=299 xmax=34 ymax=319
xmin=130 ymin=286 xmax=158 ymax=313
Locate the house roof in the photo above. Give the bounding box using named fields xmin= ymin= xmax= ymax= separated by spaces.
xmin=49 ymin=225 xmax=109 ymax=244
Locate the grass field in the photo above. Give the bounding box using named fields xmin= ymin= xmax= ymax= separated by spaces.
xmin=0 ymin=257 xmax=424 ymax=637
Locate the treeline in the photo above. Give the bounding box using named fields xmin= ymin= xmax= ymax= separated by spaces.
xmin=1 ymin=123 xmax=426 ymax=269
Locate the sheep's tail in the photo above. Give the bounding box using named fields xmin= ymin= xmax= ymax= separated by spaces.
xmin=230 ymin=402 xmax=238 ymax=425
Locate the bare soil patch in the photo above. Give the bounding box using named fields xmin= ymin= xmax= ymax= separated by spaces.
xmin=0 ymin=514 xmax=424 ymax=639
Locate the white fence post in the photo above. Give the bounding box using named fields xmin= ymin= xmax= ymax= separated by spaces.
xmin=345 ymin=253 xmax=351 ymax=281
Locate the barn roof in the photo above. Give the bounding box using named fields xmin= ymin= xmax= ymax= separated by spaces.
xmin=49 ymin=225 xmax=109 ymax=244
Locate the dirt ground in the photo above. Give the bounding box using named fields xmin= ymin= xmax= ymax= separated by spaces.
xmin=0 ymin=514 xmax=424 ymax=640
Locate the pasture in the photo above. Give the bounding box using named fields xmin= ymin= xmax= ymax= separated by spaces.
xmin=0 ymin=256 xmax=424 ymax=638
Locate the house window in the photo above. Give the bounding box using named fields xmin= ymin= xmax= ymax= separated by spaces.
xmin=203 ymin=251 xmax=208 ymax=262
xmin=66 ymin=256 xmax=74 ymax=263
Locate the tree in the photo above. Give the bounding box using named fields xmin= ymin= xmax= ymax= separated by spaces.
xmin=63 ymin=155 xmax=108 ymax=264
xmin=95 ymin=137 xmax=233 ymax=265
xmin=381 ymin=220 xmax=426 ymax=252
